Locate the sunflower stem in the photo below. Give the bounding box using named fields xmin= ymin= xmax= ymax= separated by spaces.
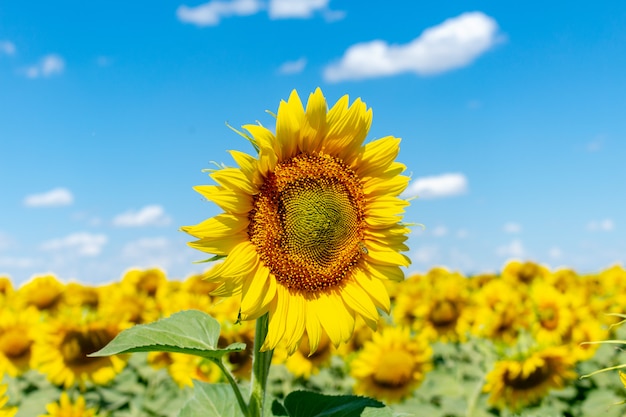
xmin=248 ymin=313 xmax=273 ymax=417
xmin=212 ymin=358 xmax=249 ymax=417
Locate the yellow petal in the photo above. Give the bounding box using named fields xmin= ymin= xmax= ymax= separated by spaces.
xmin=300 ymin=88 xmax=328 ymax=153
xmin=354 ymin=269 xmax=391 ymax=313
xmin=240 ymin=265 xmax=276 ymax=320
xmin=341 ymin=281 xmax=379 ymax=329
xmin=362 ymin=175 xmax=409 ymax=197
xmin=193 ymin=185 xmax=252 ymax=215
xmin=243 ymin=124 xmax=277 ymax=155
xmin=205 ymin=241 xmax=258 ymax=279
xmin=275 ymin=90 xmax=304 ymax=159
xmin=211 ymin=168 xmax=257 ymax=195
xmin=188 ymin=232 xmax=247 ymax=255
xmin=305 ymin=302 xmax=323 ymax=354
xmin=366 ymin=242 xmax=411 ymax=267
xmin=181 ymin=214 xmax=248 ymax=239
xmin=263 ymin=285 xmax=290 ymax=350
xmin=284 ymin=293 xmax=306 ymax=354
xmin=314 ymin=292 xmax=355 ymax=346
xmin=353 ymin=136 xmax=401 ymax=177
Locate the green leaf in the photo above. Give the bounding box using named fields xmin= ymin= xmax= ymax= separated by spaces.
xmin=178 ymin=382 xmax=246 ymax=417
xmin=89 ymin=310 xmax=245 ymax=359
xmin=277 ymin=391 xmax=387 ymax=417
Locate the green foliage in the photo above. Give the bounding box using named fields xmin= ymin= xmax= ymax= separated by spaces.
xmin=271 ymin=391 xmax=391 ymax=417
xmin=90 ymin=310 xmax=245 ymax=359
xmin=178 ymin=382 xmax=246 ymax=417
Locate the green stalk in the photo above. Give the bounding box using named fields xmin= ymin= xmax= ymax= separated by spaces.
xmin=212 ymin=358 xmax=249 ymax=417
xmin=248 ymin=313 xmax=274 ymax=417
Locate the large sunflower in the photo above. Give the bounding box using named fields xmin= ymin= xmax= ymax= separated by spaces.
xmin=182 ymin=88 xmax=410 ymax=354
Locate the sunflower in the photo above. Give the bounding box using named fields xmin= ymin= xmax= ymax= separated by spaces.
xmin=17 ymin=275 xmax=64 ymax=312
xmin=273 ymin=330 xmax=335 ymax=380
xmin=182 ymin=88 xmax=411 ymax=354
xmin=39 ymin=392 xmax=99 ymax=417
xmin=350 ymin=327 xmax=431 ymax=403
xmin=469 ymin=279 xmax=528 ymax=344
xmin=528 ymin=281 xmax=574 ymax=346
xmin=483 ymin=346 xmax=576 ymax=411
xmin=31 ymin=309 xmax=128 ymax=389
xmin=0 ymin=306 xmax=41 ymax=377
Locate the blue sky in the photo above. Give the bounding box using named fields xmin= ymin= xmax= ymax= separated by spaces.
xmin=1 ymin=1 xmax=625 ymax=284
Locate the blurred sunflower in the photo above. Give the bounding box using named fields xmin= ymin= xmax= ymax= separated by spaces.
xmin=166 ymin=353 xmax=222 ymax=388
xmin=0 ymin=306 xmax=41 ymax=376
xmin=393 ymin=269 xmax=470 ymax=342
xmin=17 ymin=275 xmax=64 ymax=312
xmin=528 ymin=282 xmax=574 ymax=345
xmin=274 ymin=331 xmax=334 ymax=380
xmin=121 ymin=268 xmax=168 ymax=298
xmin=62 ymin=282 xmax=100 ymax=310
xmin=350 ymin=327 xmax=432 ymax=403
xmin=182 ymin=88 xmax=411 ymax=354
xmin=0 ymin=381 xmax=17 ymax=417
xmin=501 ymin=260 xmax=551 ymax=288
xmin=31 ymin=309 xmax=128 ymax=389
xmin=0 ymin=277 xmax=14 ymax=299
xmin=219 ymin=321 xmax=256 ymax=379
xmin=483 ymin=345 xmax=576 ymax=411
xmin=39 ymin=392 xmax=99 ymax=417
xmin=469 ymin=279 xmax=528 ymax=344
xmin=97 ymin=283 xmax=159 ymax=325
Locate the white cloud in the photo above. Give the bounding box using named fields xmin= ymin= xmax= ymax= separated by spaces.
xmin=113 ymin=205 xmax=171 ymax=227
xmin=122 ymin=237 xmax=170 ymax=258
xmin=456 ymin=229 xmax=469 ymax=239
xmin=0 ymin=257 xmax=38 ymax=269
xmin=41 ymin=232 xmax=108 ymax=256
xmin=177 ymin=0 xmax=263 ymax=26
xmin=0 ymin=41 xmax=16 ymax=56
xmin=503 ymin=222 xmax=522 ymax=234
xmin=404 ymin=173 xmax=468 ymax=199
xmin=496 ymin=239 xmax=525 ymax=258
xmin=587 ymin=218 xmax=614 ymax=232
xmin=431 ymin=225 xmax=448 ymax=237
xmin=278 ymin=57 xmax=307 ymax=74
xmin=324 ymin=11 xmax=501 ymax=82
xmin=24 ymin=187 xmax=74 ymax=207
xmin=23 ymin=54 xmax=65 ymax=78
xmin=548 ymin=246 xmax=562 ymax=259
xmin=412 ymin=245 xmax=440 ymax=264
xmin=269 ymin=0 xmax=328 ymax=19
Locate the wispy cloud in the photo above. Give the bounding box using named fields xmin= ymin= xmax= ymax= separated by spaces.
xmin=24 ymin=188 xmax=74 ymax=207
xmin=113 ymin=205 xmax=171 ymax=227
xmin=324 ymin=11 xmax=501 ymax=82
xmin=404 ymin=173 xmax=468 ymax=199
xmin=412 ymin=245 xmax=440 ymax=264
xmin=278 ymin=57 xmax=307 ymax=74
xmin=268 ymin=0 xmax=329 ymax=19
xmin=496 ymin=239 xmax=525 ymax=258
xmin=548 ymin=246 xmax=562 ymax=260
xmin=431 ymin=225 xmax=448 ymax=237
xmin=177 ymin=0 xmax=263 ymax=26
xmin=587 ymin=218 xmax=614 ymax=232
xmin=23 ymin=54 xmax=65 ymax=78
xmin=40 ymin=232 xmax=108 ymax=256
xmin=0 ymin=41 xmax=16 ymax=56
xmin=503 ymin=222 xmax=522 ymax=234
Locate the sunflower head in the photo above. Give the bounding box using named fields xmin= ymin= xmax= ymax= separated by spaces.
xmin=182 ymin=88 xmax=411 ymax=354
xmin=483 ymin=346 xmax=576 ymax=411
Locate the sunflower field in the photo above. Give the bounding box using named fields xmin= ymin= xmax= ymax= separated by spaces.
xmin=1 ymin=261 xmax=626 ymax=416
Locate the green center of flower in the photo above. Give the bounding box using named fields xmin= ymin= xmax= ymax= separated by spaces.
xmin=249 ymin=152 xmax=365 ymax=292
